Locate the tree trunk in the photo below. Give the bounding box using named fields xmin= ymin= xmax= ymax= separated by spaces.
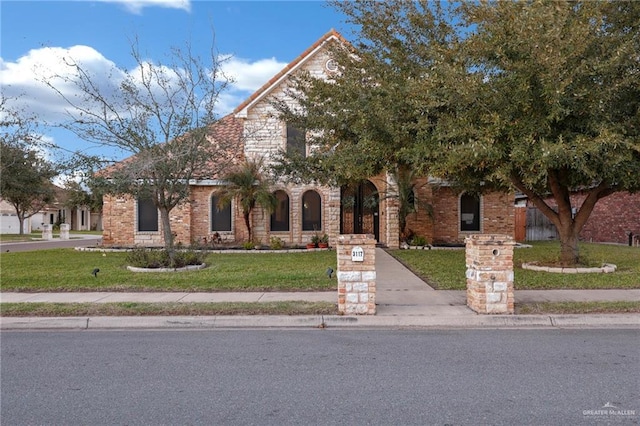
xmin=17 ymin=211 xmax=25 ymax=235
xmin=243 ymin=210 xmax=252 ymax=241
xmin=557 ymin=221 xmax=580 ymax=266
xmin=158 ymin=207 xmax=176 ymax=266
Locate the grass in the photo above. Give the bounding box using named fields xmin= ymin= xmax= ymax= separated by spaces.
xmin=0 ymin=301 xmax=338 ymax=317
xmin=390 ymin=241 xmax=640 ymax=290
xmin=515 ymin=301 xmax=640 ymax=315
xmin=0 ymin=249 xmax=338 ymax=292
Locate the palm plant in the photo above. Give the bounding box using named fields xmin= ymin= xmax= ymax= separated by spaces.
xmin=216 ymin=158 xmax=276 ymax=241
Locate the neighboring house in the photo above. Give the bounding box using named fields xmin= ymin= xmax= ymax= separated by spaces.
xmin=101 ymin=30 xmax=515 ymax=249
xmin=0 ymin=186 xmax=102 ymax=234
xmin=522 ymin=191 xmax=640 ymax=245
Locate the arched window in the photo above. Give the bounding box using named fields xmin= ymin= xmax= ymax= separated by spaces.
xmin=270 ymin=190 xmax=290 ymax=232
xmin=460 ymin=193 xmax=481 ymax=232
xmin=302 ymin=190 xmax=322 ymax=231
xmin=137 ymin=197 xmax=158 ymax=232
xmin=211 ymin=195 xmax=232 ymax=232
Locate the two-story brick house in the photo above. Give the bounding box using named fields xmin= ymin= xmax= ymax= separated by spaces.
xmin=101 ymin=30 xmax=515 ymax=249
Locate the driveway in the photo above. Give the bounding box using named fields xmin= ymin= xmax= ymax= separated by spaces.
xmin=0 ymin=234 xmax=102 ymax=253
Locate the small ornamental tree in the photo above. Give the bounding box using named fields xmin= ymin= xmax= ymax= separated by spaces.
xmin=42 ymin=38 xmax=231 ymax=259
xmin=216 ymin=158 xmax=276 ymax=242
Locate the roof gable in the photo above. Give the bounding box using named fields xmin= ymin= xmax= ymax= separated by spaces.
xmin=233 ymin=29 xmax=347 ymax=118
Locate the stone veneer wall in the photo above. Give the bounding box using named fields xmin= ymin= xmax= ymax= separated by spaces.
xmin=337 ymin=234 xmax=377 ymax=315
xmin=465 ymin=234 xmax=515 ymax=314
xmin=240 ymin=48 xmax=344 ymax=248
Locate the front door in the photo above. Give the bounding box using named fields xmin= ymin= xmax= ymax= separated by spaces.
xmin=340 ymin=180 xmax=380 ymax=241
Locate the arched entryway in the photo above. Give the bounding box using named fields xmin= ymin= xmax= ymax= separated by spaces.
xmin=340 ymin=180 xmax=380 ymax=241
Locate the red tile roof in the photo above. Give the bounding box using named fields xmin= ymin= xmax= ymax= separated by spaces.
xmin=98 ymin=114 xmax=245 ymax=180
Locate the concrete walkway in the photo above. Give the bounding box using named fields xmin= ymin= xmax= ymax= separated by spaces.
xmin=2 ymin=248 xmax=639 ymax=330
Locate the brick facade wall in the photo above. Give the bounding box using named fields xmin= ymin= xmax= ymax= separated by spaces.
xmin=430 ymin=187 xmax=515 ymax=245
xmin=538 ymin=191 xmax=640 ymax=244
xmin=579 ymin=192 xmax=640 ymax=244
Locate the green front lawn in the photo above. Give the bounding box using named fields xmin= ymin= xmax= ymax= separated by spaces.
xmin=390 ymin=242 xmax=640 ymax=290
xmin=0 ymin=249 xmax=337 ymax=292
xmin=1 ymin=242 xmax=638 ymax=293
xmin=0 ymin=301 xmax=338 ymax=316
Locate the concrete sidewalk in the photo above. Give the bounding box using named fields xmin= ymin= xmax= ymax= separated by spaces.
xmin=1 ymin=248 xmax=639 ymax=330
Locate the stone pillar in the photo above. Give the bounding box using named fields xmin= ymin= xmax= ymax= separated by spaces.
xmin=465 ymin=234 xmax=515 ymax=314
xmin=60 ymin=223 xmax=70 ymax=240
xmin=337 ymin=234 xmax=377 ymax=315
xmin=42 ymin=224 xmax=53 ymax=240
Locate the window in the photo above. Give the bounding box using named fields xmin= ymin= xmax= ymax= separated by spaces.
xmin=286 ymin=123 xmax=306 ymax=157
xmin=211 ymin=195 xmax=232 ymax=232
xmin=137 ymin=197 xmax=158 ymax=232
xmin=460 ymin=193 xmax=481 ymax=232
xmin=270 ymin=190 xmax=290 ymax=232
xmin=302 ymin=190 xmax=321 ymax=231
xmin=81 ymin=211 xmax=85 ymax=227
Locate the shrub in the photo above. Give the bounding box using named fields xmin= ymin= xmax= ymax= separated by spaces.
xmin=173 ymin=249 xmax=207 ymax=268
xmin=410 ymin=235 xmax=428 ymax=246
xmin=242 ymin=241 xmax=255 ymax=250
xmin=126 ymin=247 xmax=206 ymax=268
xmin=270 ymin=236 xmax=284 ymax=250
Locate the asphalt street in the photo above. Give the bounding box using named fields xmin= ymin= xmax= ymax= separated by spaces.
xmin=2 ymin=329 xmax=638 ymax=425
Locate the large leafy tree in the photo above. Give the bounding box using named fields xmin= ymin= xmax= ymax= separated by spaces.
xmin=216 ymin=158 xmax=276 ymax=242
xmin=42 ymin=39 xmax=230 ymax=254
xmin=0 ymin=143 xmax=57 ymax=234
xmin=272 ymin=1 xmax=457 ymax=241
xmin=61 ymin=177 xmax=104 ymax=216
xmin=0 ymin=97 xmax=58 ymax=234
xmin=432 ymin=1 xmax=640 ymax=265
xmin=277 ymin=0 xmax=639 ymax=265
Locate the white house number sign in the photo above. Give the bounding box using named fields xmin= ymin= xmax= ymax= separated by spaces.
xmin=351 ymin=246 xmax=365 ymax=262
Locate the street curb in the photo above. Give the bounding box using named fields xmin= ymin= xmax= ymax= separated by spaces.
xmin=1 ymin=314 xmax=639 ymax=330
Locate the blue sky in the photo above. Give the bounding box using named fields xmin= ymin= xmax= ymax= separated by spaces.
xmin=1 ymin=0 xmax=353 ymax=163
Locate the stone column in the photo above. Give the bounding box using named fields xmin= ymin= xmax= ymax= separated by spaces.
xmin=337 ymin=234 xmax=377 ymax=315
xmin=60 ymin=223 xmax=70 ymax=240
xmin=465 ymin=234 xmax=515 ymax=314
xmin=42 ymin=224 xmax=53 ymax=240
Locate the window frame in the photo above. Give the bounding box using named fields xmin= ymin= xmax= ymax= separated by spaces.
xmin=210 ymin=194 xmax=232 ymax=233
xmin=301 ymin=190 xmax=322 ymax=231
xmin=459 ymin=192 xmax=482 ymax=232
xmin=270 ymin=190 xmax=290 ymax=232
xmin=137 ymin=197 xmax=159 ymax=232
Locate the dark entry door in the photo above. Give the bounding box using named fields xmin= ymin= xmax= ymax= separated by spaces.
xmin=340 ymin=180 xmax=380 ymax=241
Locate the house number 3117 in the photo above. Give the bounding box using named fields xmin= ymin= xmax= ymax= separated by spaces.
xmin=351 ymin=246 xmax=364 ymax=262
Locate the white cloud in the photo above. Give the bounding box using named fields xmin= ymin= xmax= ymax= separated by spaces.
xmin=215 ymin=55 xmax=288 ymax=117
xmin=220 ymin=56 xmax=287 ymax=92
xmin=93 ymin=0 xmax=191 ymax=14
xmin=1 ymin=45 xmax=288 ymax=137
xmin=1 ymin=45 xmax=123 ymax=123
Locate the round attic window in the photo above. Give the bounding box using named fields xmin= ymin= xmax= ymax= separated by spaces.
xmin=325 ymin=58 xmax=338 ymax=73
